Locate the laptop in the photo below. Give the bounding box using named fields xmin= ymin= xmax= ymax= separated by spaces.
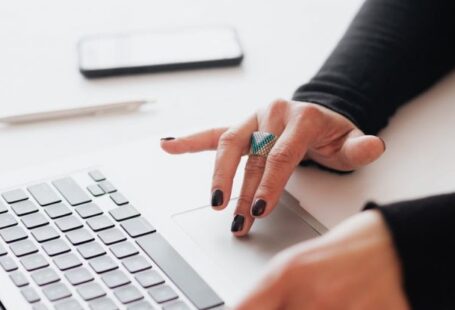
xmin=0 ymin=134 xmax=327 ymax=310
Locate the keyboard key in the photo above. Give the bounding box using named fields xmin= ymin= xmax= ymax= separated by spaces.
xmin=10 ymin=239 xmax=38 ymax=257
xmin=77 ymin=241 xmax=106 ymax=259
xmin=32 ymin=267 xmax=59 ymax=286
xmin=0 ymin=201 xmax=7 ymax=213
xmin=135 ymin=270 xmax=164 ymax=288
xmin=127 ymin=300 xmax=155 ymax=310
xmin=98 ymin=228 xmax=126 ymax=245
xmin=163 ymin=301 xmax=191 ymax=310
xmin=0 ymin=225 xmax=27 ymax=243
xmin=0 ymin=213 xmax=17 ymax=229
xmin=89 ymin=297 xmax=118 ymax=310
xmin=21 ymin=212 xmax=49 ymax=229
xmin=148 ymin=285 xmax=178 ymax=303
xmin=32 ymin=303 xmax=48 ymax=310
xmin=65 ymin=267 xmax=94 ymax=285
xmin=66 ymin=228 xmax=94 ymax=245
xmin=101 ymin=270 xmax=131 ymax=288
xmin=21 ymin=286 xmax=41 ymax=303
xmin=99 ymin=181 xmax=116 ymax=193
xmin=9 ymin=271 xmax=29 ymax=287
xmin=11 ymin=200 xmax=39 ymax=216
xmin=55 ymin=298 xmax=83 ymax=310
xmin=87 ymin=185 xmax=105 ymax=197
xmin=28 ymin=183 xmax=61 ymax=206
xmin=109 ymin=205 xmax=140 ymax=222
xmin=137 ymin=233 xmax=224 ymax=310
xmin=53 ymin=253 xmax=82 ymax=270
xmin=31 ymin=225 xmax=59 ymax=242
xmin=42 ymin=239 xmax=70 ymax=256
xmin=44 ymin=202 xmax=72 ymax=219
xmin=89 ymin=255 xmax=118 ymax=273
xmin=2 ymin=188 xmax=28 ymax=203
xmin=110 ymin=241 xmax=138 ymax=259
xmin=89 ymin=170 xmax=106 ymax=182
xmin=76 ymin=203 xmax=102 ymax=219
xmin=115 ymin=284 xmax=143 ymax=304
xmin=55 ymin=215 xmax=83 ymax=232
xmin=110 ymin=192 xmax=128 ymax=205
xmin=122 ymin=255 xmax=151 ymax=273
xmin=77 ymin=282 xmax=106 ymax=300
xmin=43 ymin=282 xmax=71 ymax=301
xmin=0 ymin=255 xmax=18 ymax=271
xmin=121 ymin=218 xmax=155 ymax=238
xmin=21 ymin=253 xmax=49 ymax=271
xmin=87 ymin=215 xmax=114 ymax=232
xmin=0 ymin=243 xmax=6 ymax=255
xmin=52 ymin=177 xmax=91 ymax=206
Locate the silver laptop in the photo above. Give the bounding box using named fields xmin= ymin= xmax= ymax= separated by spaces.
xmin=0 ymin=135 xmax=327 ymax=310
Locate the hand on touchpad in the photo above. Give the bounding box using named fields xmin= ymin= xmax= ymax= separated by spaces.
xmin=172 ymin=191 xmax=324 ymax=297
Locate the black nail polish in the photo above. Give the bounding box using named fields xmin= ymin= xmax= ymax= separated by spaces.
xmin=160 ymin=137 xmax=175 ymax=141
xmin=211 ymin=189 xmax=224 ymax=207
xmin=231 ymin=215 xmax=245 ymax=232
xmin=252 ymin=199 xmax=266 ymax=216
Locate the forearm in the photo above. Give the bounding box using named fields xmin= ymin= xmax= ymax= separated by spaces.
xmin=293 ymin=0 xmax=455 ymax=134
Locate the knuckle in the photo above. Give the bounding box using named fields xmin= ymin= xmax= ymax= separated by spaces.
xmin=218 ymin=130 xmax=241 ymax=148
xmin=257 ymin=181 xmax=276 ymax=196
xmin=237 ymin=195 xmax=253 ymax=208
xmin=212 ymin=168 xmax=228 ymax=182
xmin=268 ymin=146 xmax=298 ymax=166
xmin=294 ymin=104 xmax=323 ymax=125
xmin=244 ymin=157 xmax=266 ymax=174
xmin=267 ymin=99 xmax=289 ymax=115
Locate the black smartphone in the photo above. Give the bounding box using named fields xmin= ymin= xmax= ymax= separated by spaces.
xmin=77 ymin=26 xmax=244 ymax=78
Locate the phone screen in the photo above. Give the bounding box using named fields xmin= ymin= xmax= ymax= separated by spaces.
xmin=78 ymin=26 xmax=243 ymax=76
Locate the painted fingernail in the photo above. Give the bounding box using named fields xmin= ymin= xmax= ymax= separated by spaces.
xmin=211 ymin=189 xmax=224 ymax=207
xmin=231 ymin=215 xmax=245 ymax=232
xmin=251 ymin=199 xmax=267 ymax=216
xmin=160 ymin=137 xmax=175 ymax=141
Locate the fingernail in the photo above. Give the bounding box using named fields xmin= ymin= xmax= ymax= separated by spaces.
xmin=379 ymin=138 xmax=387 ymax=151
xmin=160 ymin=137 xmax=175 ymax=141
xmin=231 ymin=215 xmax=245 ymax=232
xmin=251 ymin=199 xmax=267 ymax=216
xmin=211 ymin=189 xmax=224 ymax=207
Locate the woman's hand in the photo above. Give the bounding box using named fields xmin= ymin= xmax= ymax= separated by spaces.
xmin=236 ymin=210 xmax=409 ymax=310
xmin=161 ymin=100 xmax=385 ymax=236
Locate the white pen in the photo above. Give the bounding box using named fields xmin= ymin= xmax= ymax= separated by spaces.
xmin=0 ymin=99 xmax=154 ymax=124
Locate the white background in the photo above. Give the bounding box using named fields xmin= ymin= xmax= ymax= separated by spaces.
xmin=1 ymin=0 xmax=455 ymax=228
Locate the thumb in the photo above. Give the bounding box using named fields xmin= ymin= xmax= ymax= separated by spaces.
xmin=339 ymin=134 xmax=386 ymax=169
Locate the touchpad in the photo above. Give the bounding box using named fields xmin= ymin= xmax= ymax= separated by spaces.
xmin=172 ymin=191 xmax=325 ymax=297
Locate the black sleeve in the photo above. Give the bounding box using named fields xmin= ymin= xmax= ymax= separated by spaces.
xmin=293 ymin=0 xmax=455 ymax=135
xmin=291 ymin=0 xmax=455 ymax=308
xmin=364 ymin=195 xmax=455 ymax=309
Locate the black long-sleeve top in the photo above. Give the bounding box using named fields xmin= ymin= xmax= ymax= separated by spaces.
xmin=292 ymin=0 xmax=455 ymax=308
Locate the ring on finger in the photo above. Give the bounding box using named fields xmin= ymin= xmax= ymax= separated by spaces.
xmin=249 ymin=131 xmax=278 ymax=158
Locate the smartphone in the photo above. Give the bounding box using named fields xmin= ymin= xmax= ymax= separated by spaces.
xmin=77 ymin=26 xmax=244 ymax=78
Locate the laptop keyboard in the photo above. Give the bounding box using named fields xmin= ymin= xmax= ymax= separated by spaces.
xmin=0 ymin=170 xmax=224 ymax=310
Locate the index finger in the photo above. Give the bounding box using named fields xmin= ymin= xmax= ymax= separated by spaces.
xmin=160 ymin=127 xmax=228 ymax=154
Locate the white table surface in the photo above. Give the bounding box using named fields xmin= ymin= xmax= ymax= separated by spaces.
xmin=1 ymin=0 xmax=455 ymax=229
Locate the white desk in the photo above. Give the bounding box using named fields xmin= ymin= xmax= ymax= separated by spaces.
xmin=1 ymin=0 xmax=455 ymax=230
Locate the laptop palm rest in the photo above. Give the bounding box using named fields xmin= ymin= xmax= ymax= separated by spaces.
xmin=172 ymin=191 xmax=327 ymax=300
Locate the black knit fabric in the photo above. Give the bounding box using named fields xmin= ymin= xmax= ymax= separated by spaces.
xmin=292 ymin=0 xmax=455 ymax=308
